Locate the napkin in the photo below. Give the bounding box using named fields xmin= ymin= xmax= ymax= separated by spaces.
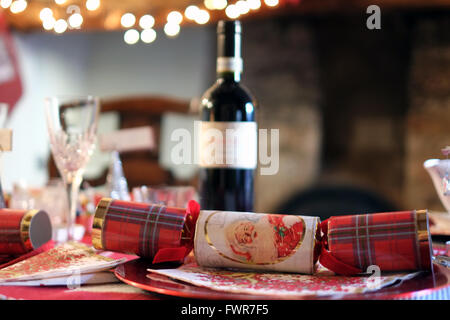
xmin=0 ymin=271 xmax=119 ymax=286
xmin=0 ymin=242 xmax=126 ymax=283
xmin=147 ymin=262 xmax=421 ymax=298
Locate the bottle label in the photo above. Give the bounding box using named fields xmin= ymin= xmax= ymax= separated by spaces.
xmin=198 ymin=121 xmax=257 ymax=169
xmin=216 ymin=57 xmax=243 ymax=74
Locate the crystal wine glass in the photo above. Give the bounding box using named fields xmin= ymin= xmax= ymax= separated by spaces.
xmin=44 ymin=96 xmax=100 ymax=242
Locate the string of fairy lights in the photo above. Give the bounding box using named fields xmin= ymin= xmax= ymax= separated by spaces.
xmin=0 ymin=0 xmax=280 ymax=44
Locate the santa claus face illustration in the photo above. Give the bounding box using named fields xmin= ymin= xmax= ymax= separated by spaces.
xmin=224 ymin=215 xmax=305 ymax=264
xmin=233 ymin=221 xmax=256 ymax=245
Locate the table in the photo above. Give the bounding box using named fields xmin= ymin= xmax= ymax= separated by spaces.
xmin=0 ymin=238 xmax=448 ymax=300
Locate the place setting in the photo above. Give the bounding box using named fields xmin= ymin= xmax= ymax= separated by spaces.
xmin=0 ymin=0 xmax=449 ymax=304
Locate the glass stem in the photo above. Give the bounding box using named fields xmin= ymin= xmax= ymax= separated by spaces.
xmin=65 ymin=172 xmax=82 ymax=242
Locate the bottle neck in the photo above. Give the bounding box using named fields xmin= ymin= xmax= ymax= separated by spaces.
xmin=216 ymin=56 xmax=242 ymax=82
xmin=216 ymin=26 xmax=242 ymax=83
xmin=217 ymin=71 xmax=241 ymax=82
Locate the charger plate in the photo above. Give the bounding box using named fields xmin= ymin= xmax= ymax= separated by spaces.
xmin=114 ymin=259 xmax=450 ymax=300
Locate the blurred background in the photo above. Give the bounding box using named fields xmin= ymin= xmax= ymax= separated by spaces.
xmin=0 ymin=0 xmax=449 ymax=219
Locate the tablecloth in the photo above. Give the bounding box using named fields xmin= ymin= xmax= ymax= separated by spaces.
xmin=0 ymin=236 xmax=447 ymax=300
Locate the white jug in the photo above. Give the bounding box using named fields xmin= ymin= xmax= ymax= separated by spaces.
xmin=424 ymin=159 xmax=450 ymax=213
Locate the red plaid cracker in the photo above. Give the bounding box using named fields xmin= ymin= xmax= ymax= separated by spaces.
xmin=0 ymin=209 xmax=33 ymax=255
xmin=321 ymin=210 xmax=432 ymax=274
xmin=92 ymin=199 xmax=200 ymax=263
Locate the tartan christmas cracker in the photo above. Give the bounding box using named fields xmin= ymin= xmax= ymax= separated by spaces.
xmin=194 ymin=210 xmax=321 ymax=274
xmin=0 ymin=209 xmax=52 ymax=255
xmin=92 ymin=198 xmax=200 ymax=264
xmin=319 ymin=210 xmax=433 ymax=275
xmin=92 ymin=198 xmax=433 ymax=275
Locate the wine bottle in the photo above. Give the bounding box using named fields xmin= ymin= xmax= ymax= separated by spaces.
xmin=198 ymin=20 xmax=257 ymax=212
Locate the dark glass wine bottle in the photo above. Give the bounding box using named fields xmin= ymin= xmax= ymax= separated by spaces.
xmin=198 ymin=20 xmax=257 ymax=212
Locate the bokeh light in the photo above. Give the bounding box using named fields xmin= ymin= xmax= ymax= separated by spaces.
xmin=213 ymin=0 xmax=227 ymax=10
xmin=68 ymin=13 xmax=83 ymax=29
xmin=141 ymin=29 xmax=157 ymax=44
xmin=225 ymin=4 xmax=240 ymax=19
xmin=10 ymin=0 xmax=27 ymax=14
xmin=86 ymin=0 xmax=100 ymax=11
xmin=42 ymin=17 xmax=56 ymax=31
xmin=139 ymin=14 xmax=155 ymax=29
xmin=124 ymin=29 xmax=140 ymax=45
xmin=164 ymin=22 xmax=180 ymax=37
xmin=0 ymin=0 xmax=12 ymax=9
xmin=248 ymin=0 xmax=261 ymax=10
xmin=39 ymin=8 xmax=53 ymax=21
xmin=264 ymin=0 xmax=279 ymax=7
xmin=167 ymin=11 xmax=183 ymax=24
xmin=121 ymin=13 xmax=136 ymax=28
xmin=185 ymin=5 xmax=199 ymax=20
xmin=54 ymin=19 xmax=68 ymax=33
xmin=195 ymin=9 xmax=210 ymax=24
xmin=236 ymin=0 xmax=250 ymax=14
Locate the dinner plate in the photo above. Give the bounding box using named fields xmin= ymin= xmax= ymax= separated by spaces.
xmin=114 ymin=259 xmax=450 ymax=300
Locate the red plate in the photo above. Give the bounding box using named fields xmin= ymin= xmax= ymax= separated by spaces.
xmin=114 ymin=259 xmax=450 ymax=300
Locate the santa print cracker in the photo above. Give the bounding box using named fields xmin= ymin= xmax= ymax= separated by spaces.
xmin=194 ymin=209 xmax=432 ymax=275
xmin=91 ymin=199 xmax=433 ymax=276
xmin=194 ymin=210 xmax=320 ymax=274
xmin=269 ymin=215 xmax=304 ymax=258
xmin=227 ymin=214 xmax=305 ymax=263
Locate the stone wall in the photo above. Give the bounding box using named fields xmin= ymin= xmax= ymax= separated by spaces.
xmin=243 ymin=18 xmax=322 ymax=212
xmin=312 ymin=14 xmax=411 ymax=209
xmin=405 ymin=16 xmax=450 ymax=212
xmin=242 ymin=12 xmax=450 ymax=213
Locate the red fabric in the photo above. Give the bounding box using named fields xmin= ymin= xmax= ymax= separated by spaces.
xmin=173 ymin=199 xmax=200 ymax=263
xmin=319 ymin=246 xmax=362 ymax=276
xmin=152 ymin=247 xmax=188 ymax=264
xmin=100 ymin=199 xmax=199 ymax=263
xmin=320 ymin=210 xmax=432 ymax=275
xmin=0 ymin=255 xmax=10 ymax=264
xmin=0 ymin=12 xmax=22 ymax=115
xmin=0 ymin=209 xmax=31 ymax=255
